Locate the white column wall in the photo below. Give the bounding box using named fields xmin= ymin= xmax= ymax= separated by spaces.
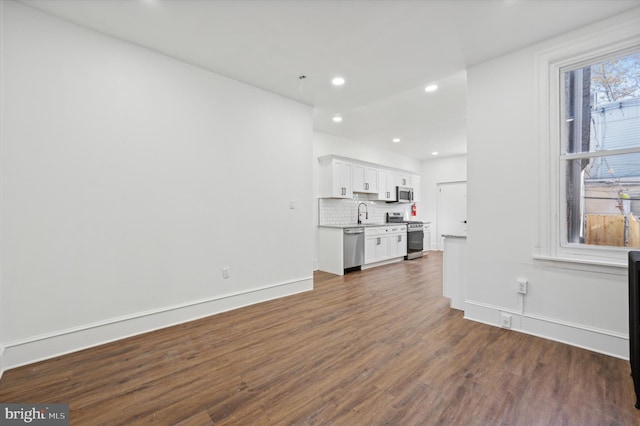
xmin=0 ymin=2 xmax=313 ymax=371
xmin=465 ymin=12 xmax=636 ymax=358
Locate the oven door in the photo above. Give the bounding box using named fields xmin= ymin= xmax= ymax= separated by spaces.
xmin=406 ymin=229 xmax=424 ymax=259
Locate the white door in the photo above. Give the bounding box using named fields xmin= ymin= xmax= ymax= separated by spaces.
xmin=437 ymin=182 xmax=467 ymax=250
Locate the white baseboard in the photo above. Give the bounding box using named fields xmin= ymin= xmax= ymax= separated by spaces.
xmin=1 ymin=277 xmax=313 ymax=375
xmin=361 ymin=256 xmax=404 ymax=270
xmin=464 ymin=300 xmax=629 ymax=360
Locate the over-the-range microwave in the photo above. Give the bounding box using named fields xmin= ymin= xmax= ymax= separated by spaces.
xmin=395 ymin=186 xmax=414 ymax=203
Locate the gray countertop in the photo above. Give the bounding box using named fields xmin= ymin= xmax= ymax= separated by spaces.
xmin=318 ymin=222 xmax=433 ymax=229
xmin=318 ymin=223 xmax=401 ymax=229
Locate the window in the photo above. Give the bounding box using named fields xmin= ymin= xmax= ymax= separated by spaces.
xmin=561 ymin=51 xmax=640 ymax=249
xmin=535 ymin=13 xmax=640 ymax=267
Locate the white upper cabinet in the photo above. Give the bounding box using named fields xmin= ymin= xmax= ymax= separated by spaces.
xmin=411 ymin=175 xmax=421 ymax=203
xmin=353 ymin=164 xmax=379 ymax=194
xmin=318 ymin=155 xmax=419 ymax=202
xmin=319 ymin=157 xmax=352 ymax=198
xmin=396 ymin=173 xmax=412 ymax=188
xmin=377 ymin=169 xmax=397 ymax=201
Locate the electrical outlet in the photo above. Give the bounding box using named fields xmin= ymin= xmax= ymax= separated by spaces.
xmin=517 ymin=278 xmax=528 ymax=294
xmin=222 ymin=267 xmax=230 ymax=279
xmin=500 ymin=313 xmax=512 ymax=329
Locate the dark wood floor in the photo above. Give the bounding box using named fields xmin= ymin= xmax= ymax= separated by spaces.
xmin=1 ymin=252 xmax=638 ymax=425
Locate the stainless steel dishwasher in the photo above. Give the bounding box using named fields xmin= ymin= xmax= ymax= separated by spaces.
xmin=343 ymin=227 xmax=365 ymax=271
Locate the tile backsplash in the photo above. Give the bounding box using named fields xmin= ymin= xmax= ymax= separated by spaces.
xmin=318 ymin=196 xmax=412 ymax=225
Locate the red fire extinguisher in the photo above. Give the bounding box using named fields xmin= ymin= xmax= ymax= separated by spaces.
xmin=411 ymin=203 xmax=417 ymax=216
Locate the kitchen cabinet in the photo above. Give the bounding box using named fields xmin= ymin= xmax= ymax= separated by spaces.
xmin=377 ymin=169 xmax=397 ymax=201
xmin=388 ymin=225 xmax=407 ymax=258
xmin=319 ymin=157 xmax=352 ymax=198
xmin=318 ymin=154 xmax=420 ymax=203
xmin=377 ymin=171 xmax=418 ymax=202
xmin=423 ymin=223 xmax=431 ymax=253
xmin=365 ymin=233 xmax=389 ymax=264
xmin=352 ymin=164 xmax=379 ymax=194
xmin=412 ymin=175 xmax=421 ymax=203
xmin=364 ymin=225 xmax=406 ymax=265
xmin=397 ymin=173 xmax=411 ymax=188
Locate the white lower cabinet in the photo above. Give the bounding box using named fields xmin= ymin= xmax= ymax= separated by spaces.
xmin=389 ymin=227 xmax=407 ymax=258
xmin=364 ymin=225 xmax=407 ymax=265
xmin=365 ymin=234 xmax=388 ymax=264
xmin=423 ymin=223 xmax=431 ymax=253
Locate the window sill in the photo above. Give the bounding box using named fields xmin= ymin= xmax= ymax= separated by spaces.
xmin=533 ymin=254 xmax=627 ymax=275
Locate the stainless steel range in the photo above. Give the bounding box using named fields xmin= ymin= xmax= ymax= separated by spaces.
xmin=387 ymin=212 xmax=424 ymax=260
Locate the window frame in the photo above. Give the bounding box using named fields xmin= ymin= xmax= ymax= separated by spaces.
xmin=535 ymin=11 xmax=640 ymax=270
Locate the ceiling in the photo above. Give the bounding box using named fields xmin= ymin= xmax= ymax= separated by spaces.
xmin=18 ymin=0 xmax=640 ymax=160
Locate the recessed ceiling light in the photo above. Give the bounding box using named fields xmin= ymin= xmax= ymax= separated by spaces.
xmin=333 ymin=115 xmax=343 ymax=123
xmin=332 ymin=77 xmax=345 ymax=86
xmin=392 ymin=138 xmax=400 ymax=143
xmin=425 ymin=84 xmax=438 ymax=93
xmin=432 ymin=151 xmax=439 ymax=156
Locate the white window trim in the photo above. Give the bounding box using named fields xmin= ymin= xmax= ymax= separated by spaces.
xmin=534 ymin=9 xmax=640 ymax=270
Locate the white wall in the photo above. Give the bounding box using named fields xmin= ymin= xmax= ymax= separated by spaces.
xmin=420 ymin=155 xmax=467 ymax=249
xmin=465 ymin=10 xmax=638 ymax=358
xmin=0 ymin=1 xmax=313 ymax=372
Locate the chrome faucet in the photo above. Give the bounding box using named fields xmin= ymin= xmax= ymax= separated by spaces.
xmin=357 ymin=202 xmax=368 ymax=224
